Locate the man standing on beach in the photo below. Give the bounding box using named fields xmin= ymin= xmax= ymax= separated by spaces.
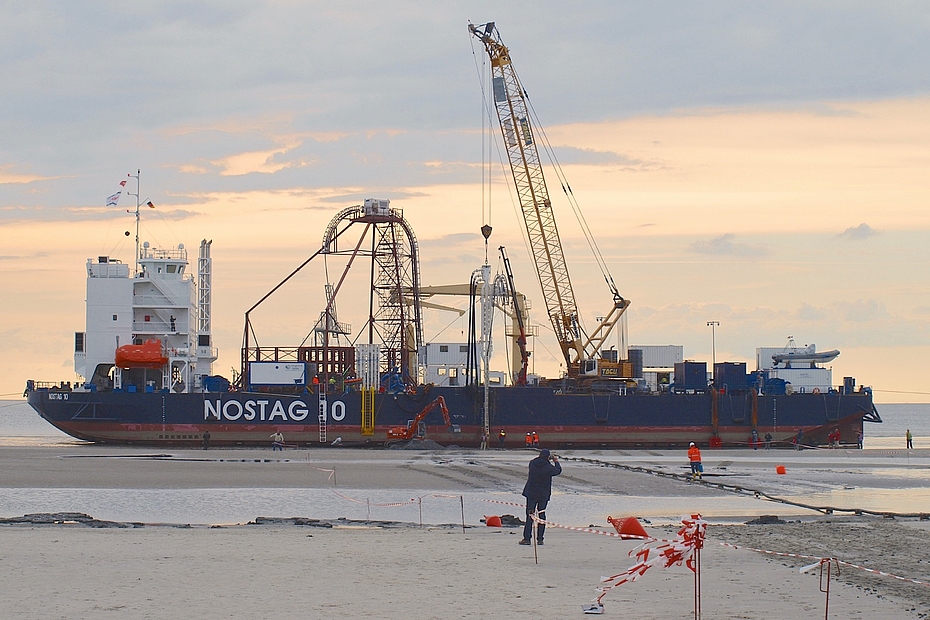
xmin=520 ymin=449 xmax=561 ymax=546
xmin=688 ymin=442 xmax=703 ymax=480
xmin=202 ymin=429 xmax=211 ymax=450
xmin=498 ymin=428 xmax=506 ymax=449
xmin=271 ymin=431 xmax=284 ymax=451
xmin=907 ymin=429 xmax=913 ymax=449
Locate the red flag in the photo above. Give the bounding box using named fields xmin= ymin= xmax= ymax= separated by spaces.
xmin=119 ymin=180 xmax=127 ymax=187
xmin=146 ymin=201 xmax=155 ymax=209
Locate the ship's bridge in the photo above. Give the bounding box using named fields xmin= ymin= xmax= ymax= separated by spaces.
xmin=138 ymin=242 xmax=188 ymax=280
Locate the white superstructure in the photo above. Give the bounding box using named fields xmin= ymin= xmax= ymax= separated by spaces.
xmin=75 ymin=239 xmax=217 ymax=393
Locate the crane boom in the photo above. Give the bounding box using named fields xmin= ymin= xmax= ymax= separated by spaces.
xmin=469 ymin=22 xmax=630 ymax=375
xmin=470 ymin=21 xmax=583 ymax=367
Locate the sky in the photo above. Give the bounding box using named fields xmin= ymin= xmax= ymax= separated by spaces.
xmin=2 ymin=1 xmax=930 ymax=403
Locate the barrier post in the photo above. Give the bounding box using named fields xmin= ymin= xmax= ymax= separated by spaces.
xmin=460 ymin=495 xmax=466 ymax=534
xmin=693 ymin=545 xmax=701 ymax=620
xmin=820 ymin=558 xmax=839 ymax=619
xmin=532 ymin=509 xmax=539 ymax=565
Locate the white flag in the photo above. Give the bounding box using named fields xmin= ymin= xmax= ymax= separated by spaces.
xmin=106 ymin=191 xmax=121 ymax=206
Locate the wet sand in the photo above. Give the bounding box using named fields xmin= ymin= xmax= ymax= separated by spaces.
xmin=1 ymin=445 xmax=929 ymax=618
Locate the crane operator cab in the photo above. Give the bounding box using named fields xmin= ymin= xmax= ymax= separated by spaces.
xmin=581 ymin=359 xmax=599 ymax=376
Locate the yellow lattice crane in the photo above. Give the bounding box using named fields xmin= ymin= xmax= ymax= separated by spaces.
xmin=469 ymin=21 xmax=630 ymax=378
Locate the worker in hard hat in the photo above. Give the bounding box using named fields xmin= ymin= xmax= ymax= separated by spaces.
xmin=687 ymin=442 xmax=703 ymax=481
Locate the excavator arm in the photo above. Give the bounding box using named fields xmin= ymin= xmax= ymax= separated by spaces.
xmin=387 ymin=396 xmax=450 ymax=441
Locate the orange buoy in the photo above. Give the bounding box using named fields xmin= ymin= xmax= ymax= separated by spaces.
xmin=485 ymin=515 xmax=502 ymax=527
xmin=607 ymin=516 xmax=649 ymax=539
xmin=776 ymin=465 xmax=787 ymax=475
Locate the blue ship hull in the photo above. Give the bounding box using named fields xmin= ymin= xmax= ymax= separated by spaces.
xmin=27 ymin=384 xmax=879 ymax=448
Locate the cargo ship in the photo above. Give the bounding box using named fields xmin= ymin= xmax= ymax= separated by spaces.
xmin=25 ymin=24 xmax=881 ymax=447
xmin=25 ymin=198 xmax=880 ymax=449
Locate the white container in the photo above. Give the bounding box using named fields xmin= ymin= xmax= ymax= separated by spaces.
xmin=768 ymin=367 xmax=832 ymax=393
xmin=630 ymin=345 xmax=683 ymax=369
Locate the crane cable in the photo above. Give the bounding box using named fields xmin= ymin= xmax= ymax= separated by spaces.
xmin=518 ymin=68 xmax=623 ymax=301
xmin=468 ymin=33 xmax=538 ymax=300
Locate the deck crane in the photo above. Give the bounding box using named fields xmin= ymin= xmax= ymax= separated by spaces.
xmin=469 ymin=22 xmax=631 ymax=378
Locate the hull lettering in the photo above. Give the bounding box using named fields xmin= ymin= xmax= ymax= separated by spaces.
xmin=205 ymin=399 xmax=312 ymax=422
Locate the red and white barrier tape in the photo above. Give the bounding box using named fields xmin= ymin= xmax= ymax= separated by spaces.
xmin=314 ymin=467 xmax=335 ymax=480
xmin=479 ymin=498 xmax=529 ymax=510
xmin=718 ymin=541 xmax=930 ymax=588
xmin=531 ymin=516 xmax=651 ymax=541
xmin=330 ymin=489 xmax=417 ymax=508
xmin=592 ymin=515 xmax=707 ymax=604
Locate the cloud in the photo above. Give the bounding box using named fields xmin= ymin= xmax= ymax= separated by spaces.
xmin=688 ymin=233 xmax=765 ymax=256
xmin=548 ymin=146 xmax=653 ymax=169
xmin=419 ymin=232 xmax=482 ymax=249
xmin=211 ymin=142 xmax=310 ymax=176
xmin=832 ymin=299 xmax=890 ymax=323
xmin=0 ymin=165 xmax=62 ymax=185
xmin=838 ymin=223 xmax=877 ymax=240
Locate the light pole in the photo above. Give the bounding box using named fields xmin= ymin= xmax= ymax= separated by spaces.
xmin=707 ymin=321 xmax=719 ymax=385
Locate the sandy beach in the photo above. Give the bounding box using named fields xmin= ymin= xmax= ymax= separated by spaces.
xmin=2 ymin=445 xmax=929 ymax=618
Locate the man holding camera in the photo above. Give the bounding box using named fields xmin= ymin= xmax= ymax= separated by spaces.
xmin=519 ymin=449 xmax=562 ymax=546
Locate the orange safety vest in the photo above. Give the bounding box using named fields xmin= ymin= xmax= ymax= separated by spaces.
xmin=688 ymin=446 xmax=702 ymax=462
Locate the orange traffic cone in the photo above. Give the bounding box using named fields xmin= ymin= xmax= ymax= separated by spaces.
xmin=607 ymin=516 xmax=649 ymax=539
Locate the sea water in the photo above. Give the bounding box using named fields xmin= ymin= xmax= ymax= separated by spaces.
xmin=2 ymin=400 xmax=928 ymax=525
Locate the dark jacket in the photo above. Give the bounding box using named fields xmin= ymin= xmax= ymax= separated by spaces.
xmin=522 ymin=455 xmax=562 ymax=500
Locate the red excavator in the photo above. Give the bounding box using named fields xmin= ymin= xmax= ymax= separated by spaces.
xmin=387 ymin=396 xmax=451 ymax=441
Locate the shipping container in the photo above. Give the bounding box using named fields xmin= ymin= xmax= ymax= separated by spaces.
xmin=768 ymin=367 xmax=833 ymax=393
xmin=631 ymin=345 xmax=684 ymax=369
xmin=714 ymin=362 xmax=747 ymax=391
xmin=673 ymin=361 xmax=708 ymax=391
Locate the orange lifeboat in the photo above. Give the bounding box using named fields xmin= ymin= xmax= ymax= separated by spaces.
xmin=115 ymin=339 xmax=168 ymax=369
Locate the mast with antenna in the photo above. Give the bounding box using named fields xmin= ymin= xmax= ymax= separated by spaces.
xmin=127 ymin=169 xmax=141 ymax=272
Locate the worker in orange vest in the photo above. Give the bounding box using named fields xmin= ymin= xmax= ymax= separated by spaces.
xmin=498 ymin=428 xmax=506 ymax=449
xmin=531 ymin=431 xmax=539 ymax=448
xmin=525 ymin=432 xmax=532 ymax=448
xmin=688 ymin=442 xmax=703 ymax=480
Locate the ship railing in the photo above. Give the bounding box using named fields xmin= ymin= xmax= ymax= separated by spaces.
xmin=242 ymin=347 xmax=306 ymax=363
xmin=132 ymin=293 xmax=184 ymax=307
xmin=143 ymin=247 xmax=188 ymax=260
xmin=31 ymin=381 xmax=73 ymax=391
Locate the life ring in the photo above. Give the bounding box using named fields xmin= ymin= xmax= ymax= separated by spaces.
xmin=812 ymin=387 xmax=821 ymax=394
